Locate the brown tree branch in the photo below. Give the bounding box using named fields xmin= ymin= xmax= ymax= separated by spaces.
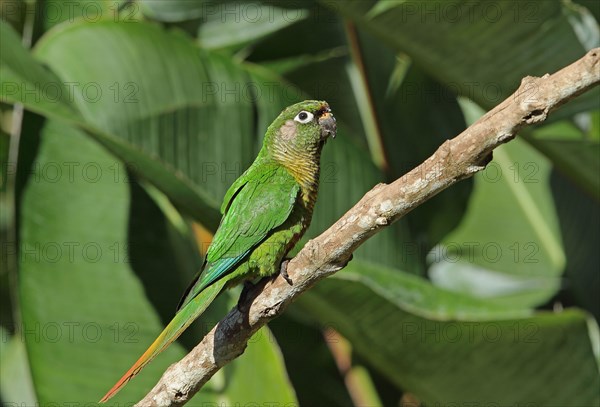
xmin=136 ymin=48 xmax=600 ymax=406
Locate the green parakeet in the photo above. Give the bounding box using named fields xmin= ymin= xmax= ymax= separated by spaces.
xmin=100 ymin=100 xmax=336 ymax=401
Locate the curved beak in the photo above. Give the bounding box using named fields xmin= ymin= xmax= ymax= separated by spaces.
xmin=318 ymin=111 xmax=337 ymax=140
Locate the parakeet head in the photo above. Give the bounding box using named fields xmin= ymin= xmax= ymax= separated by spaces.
xmin=264 ymin=100 xmax=336 ymax=158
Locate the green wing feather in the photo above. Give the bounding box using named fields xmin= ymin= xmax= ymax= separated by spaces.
xmin=177 ymin=163 xmax=299 ymax=310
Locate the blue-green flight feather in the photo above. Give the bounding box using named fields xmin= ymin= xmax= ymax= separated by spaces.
xmin=177 ymin=164 xmax=300 ymax=310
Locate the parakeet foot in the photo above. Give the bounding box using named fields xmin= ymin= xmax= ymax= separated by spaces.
xmin=280 ymin=259 xmax=293 ymax=285
xmin=237 ymin=278 xmax=271 ymax=312
xmin=344 ymin=253 xmax=354 ymax=267
xmin=237 ymin=281 xmax=255 ymax=312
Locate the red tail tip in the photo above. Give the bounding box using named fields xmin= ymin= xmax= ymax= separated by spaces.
xmin=99 ymin=375 xmax=132 ymax=403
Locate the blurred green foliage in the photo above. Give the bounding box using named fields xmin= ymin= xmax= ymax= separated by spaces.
xmin=1 ymin=1 xmax=599 ymax=405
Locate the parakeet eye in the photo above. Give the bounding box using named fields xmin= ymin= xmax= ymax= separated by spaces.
xmin=294 ymin=111 xmax=314 ymax=124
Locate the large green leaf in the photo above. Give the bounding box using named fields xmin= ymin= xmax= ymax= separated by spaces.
xmin=269 ymin=316 xmax=355 ymax=406
xmin=0 ymin=328 xmax=37 ymax=404
xmin=528 ymin=120 xmax=600 ymax=201
xmin=38 ymin=1 xmax=125 ymax=30
xmin=0 ymin=20 xmax=222 ymax=229
xmin=577 ymin=0 xmax=600 ymax=21
xmin=429 ymin=100 xmax=565 ymax=308
xmin=551 ymin=171 xmax=600 ymax=321
xmin=431 ymin=138 xmax=565 ymax=307
xmin=321 ymin=0 xmax=600 ymax=119
xmin=140 ymin=0 xmax=207 ymax=22
xmin=33 ymin=21 xmax=257 ymax=203
xmin=297 ymin=260 xmax=600 ymax=405
xmin=0 ymin=20 xmax=77 ymax=122
xmin=224 ymin=325 xmax=297 ymax=403
xmin=19 ymin=121 xmax=190 ymax=403
xmin=198 ymin=3 xmax=309 ymax=51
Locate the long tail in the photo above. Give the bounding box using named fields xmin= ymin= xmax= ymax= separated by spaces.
xmin=99 ymin=277 xmax=229 ymax=402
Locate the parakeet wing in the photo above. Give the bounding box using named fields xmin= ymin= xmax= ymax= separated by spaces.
xmin=177 ymin=164 xmax=299 ymax=310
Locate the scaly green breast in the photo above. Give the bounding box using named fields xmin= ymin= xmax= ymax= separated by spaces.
xmin=246 ymin=201 xmax=311 ymax=278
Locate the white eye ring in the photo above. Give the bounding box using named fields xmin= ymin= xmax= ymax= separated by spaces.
xmin=294 ymin=111 xmax=314 ymax=124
